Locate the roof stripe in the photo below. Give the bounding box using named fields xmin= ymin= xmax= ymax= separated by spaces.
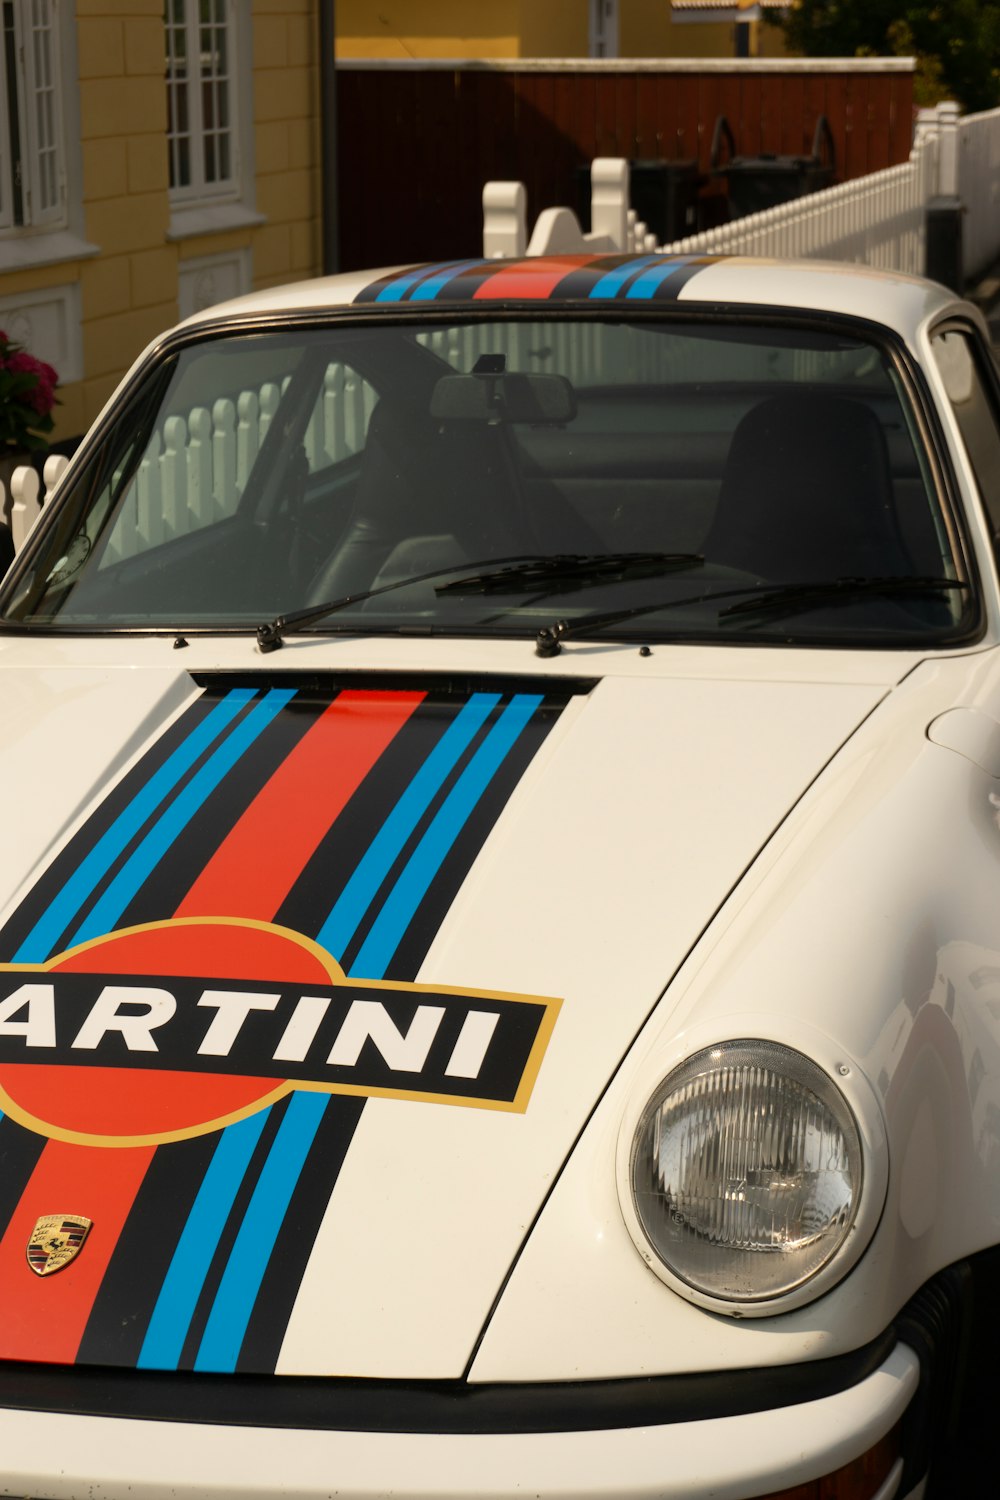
xmin=353 ymin=254 xmax=723 ymax=306
xmin=472 ymin=255 xmax=602 ymax=301
xmin=406 ymin=260 xmax=485 ymax=301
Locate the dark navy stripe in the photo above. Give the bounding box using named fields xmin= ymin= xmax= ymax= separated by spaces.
xmin=0 ymin=1113 xmax=47 ymax=1244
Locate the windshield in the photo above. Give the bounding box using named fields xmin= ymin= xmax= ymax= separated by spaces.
xmin=1 ymin=313 xmax=975 ymax=648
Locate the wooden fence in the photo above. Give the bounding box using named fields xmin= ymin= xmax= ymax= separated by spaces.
xmin=336 ymin=58 xmax=915 ymax=269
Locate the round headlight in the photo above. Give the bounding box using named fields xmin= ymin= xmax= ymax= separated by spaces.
xmin=629 ymin=1040 xmax=863 ymax=1304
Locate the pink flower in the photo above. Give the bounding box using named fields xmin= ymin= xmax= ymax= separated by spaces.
xmin=5 ymin=350 xmax=57 ymax=413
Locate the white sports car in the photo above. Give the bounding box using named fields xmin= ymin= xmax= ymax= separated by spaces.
xmin=0 ymin=252 xmax=997 ymax=1499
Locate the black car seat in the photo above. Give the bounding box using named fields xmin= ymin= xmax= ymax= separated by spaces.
xmin=307 ymin=398 xmax=529 ymax=605
xmin=705 ymin=392 xmax=910 ymax=582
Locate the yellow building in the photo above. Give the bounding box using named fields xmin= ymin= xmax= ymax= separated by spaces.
xmin=0 ymin=1 xmax=790 ymax=450
xmin=337 ymin=0 xmax=790 ymax=62
xmin=0 ymin=1 xmax=323 ymax=447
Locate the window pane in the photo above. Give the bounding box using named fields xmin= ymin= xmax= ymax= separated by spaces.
xmin=932 ymin=329 xmax=1000 ymax=539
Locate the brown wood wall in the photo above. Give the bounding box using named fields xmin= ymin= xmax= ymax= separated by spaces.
xmin=335 ymin=66 xmax=915 ymax=271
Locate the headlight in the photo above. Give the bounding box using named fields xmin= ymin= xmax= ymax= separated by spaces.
xmin=628 ymin=1040 xmax=864 ymax=1306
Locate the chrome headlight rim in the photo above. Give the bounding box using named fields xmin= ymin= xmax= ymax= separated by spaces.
xmin=616 ymin=1023 xmax=889 ymax=1319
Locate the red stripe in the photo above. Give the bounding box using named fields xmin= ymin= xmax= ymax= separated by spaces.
xmin=0 ymin=1142 xmax=154 ymax=1363
xmin=0 ymin=688 xmax=423 ymax=1361
xmin=472 ymin=255 xmax=599 ymax=300
xmin=176 ymin=689 xmax=424 ymax=920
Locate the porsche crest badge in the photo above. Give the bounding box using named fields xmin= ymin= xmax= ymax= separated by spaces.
xmin=26 ymin=1215 xmax=92 ymax=1277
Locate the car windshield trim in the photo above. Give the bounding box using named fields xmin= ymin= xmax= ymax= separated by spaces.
xmin=0 ymin=307 xmax=980 ymax=652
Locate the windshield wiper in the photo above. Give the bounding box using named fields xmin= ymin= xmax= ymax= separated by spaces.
xmin=434 ymin=551 xmax=703 ymax=595
xmin=532 ymin=575 xmax=971 ymax=656
xmin=716 ymin=575 xmax=970 ymax=622
xmin=255 ymin=553 xmax=634 ymax=652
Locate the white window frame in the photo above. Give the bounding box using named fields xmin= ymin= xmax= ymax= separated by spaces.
xmin=0 ymin=0 xmax=94 ymax=272
xmin=0 ymin=0 xmax=66 ymax=234
xmin=166 ymin=0 xmax=239 ymax=207
xmin=165 ymin=0 xmax=263 ymax=243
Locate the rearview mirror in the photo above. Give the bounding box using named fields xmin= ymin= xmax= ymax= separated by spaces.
xmin=430 ymin=372 xmax=576 ymax=424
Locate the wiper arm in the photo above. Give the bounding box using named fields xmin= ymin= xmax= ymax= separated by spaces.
xmin=255 ymin=554 xmax=590 ymax=652
xmin=716 ymin=575 xmax=970 ymax=622
xmin=434 ymin=551 xmax=703 ymax=595
xmin=532 ymin=576 xmax=970 ymax=656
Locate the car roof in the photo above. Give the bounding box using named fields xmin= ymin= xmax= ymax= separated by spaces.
xmin=179 ymin=254 xmax=966 ymax=346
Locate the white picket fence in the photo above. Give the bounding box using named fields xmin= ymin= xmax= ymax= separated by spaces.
xmin=483 ymin=98 xmax=1000 ymax=285
xmin=1 ymin=363 xmax=377 ymax=564
xmin=957 ymin=105 xmax=1000 ymax=283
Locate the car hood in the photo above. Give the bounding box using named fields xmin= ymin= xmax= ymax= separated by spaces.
xmin=0 ymin=657 xmax=896 ymax=1378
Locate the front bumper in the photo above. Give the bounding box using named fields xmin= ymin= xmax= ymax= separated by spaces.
xmin=0 ymin=1341 xmax=918 ymax=1500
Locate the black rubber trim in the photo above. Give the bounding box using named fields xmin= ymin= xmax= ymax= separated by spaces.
xmin=0 ymin=1328 xmax=896 ymax=1432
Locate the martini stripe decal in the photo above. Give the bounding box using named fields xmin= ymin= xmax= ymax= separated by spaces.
xmin=77 ymin=1127 xmax=223 ymax=1367
xmin=624 ymin=257 xmax=693 ymax=299
xmin=0 ymin=681 xmax=570 ymax=1373
xmin=175 ymin=690 xmax=425 ymax=922
xmin=0 ymin=1141 xmax=155 ymax=1363
xmin=350 ymin=694 xmax=543 ymax=979
xmin=316 ymin=692 xmax=500 ymax=963
xmin=353 ymin=255 xmax=724 ymax=305
xmin=469 ymin=255 xmax=601 ymax=302
xmin=70 ymin=689 xmax=295 ymax=946
xmin=194 ymin=1090 xmax=331 ymax=1372
xmin=586 ymin=254 xmax=663 ymax=299
xmin=0 ymin=1113 xmax=47 ymax=1241
xmin=137 ymin=1109 xmax=270 ymax=1369
xmin=10 ymin=689 xmax=254 ymax=964
xmin=233 ymin=1095 xmax=362 ymax=1373
xmin=407 ymin=261 xmax=484 ymax=301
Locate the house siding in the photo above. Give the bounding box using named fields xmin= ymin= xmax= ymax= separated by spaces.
xmin=0 ymin=0 xmax=323 ymax=447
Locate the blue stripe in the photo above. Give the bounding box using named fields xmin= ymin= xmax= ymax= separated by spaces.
xmin=317 ymin=693 xmax=500 ymax=964
xmin=376 ymin=261 xmax=477 ymax=303
xmin=350 ymin=695 xmax=542 ymax=979
xmin=625 ymin=257 xmax=693 ymax=300
xmin=137 ymin=1109 xmax=271 ymax=1371
xmin=14 ymin=690 xmax=256 ymax=964
xmin=587 ymin=255 xmax=663 ymax=300
xmin=193 ymin=1092 xmax=330 ymax=1373
xmin=407 ymin=260 xmax=482 ymax=301
xmin=71 ymin=689 xmax=295 ymax=946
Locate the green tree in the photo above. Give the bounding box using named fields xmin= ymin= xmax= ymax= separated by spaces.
xmin=771 ymin=1 xmax=1000 ymax=112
